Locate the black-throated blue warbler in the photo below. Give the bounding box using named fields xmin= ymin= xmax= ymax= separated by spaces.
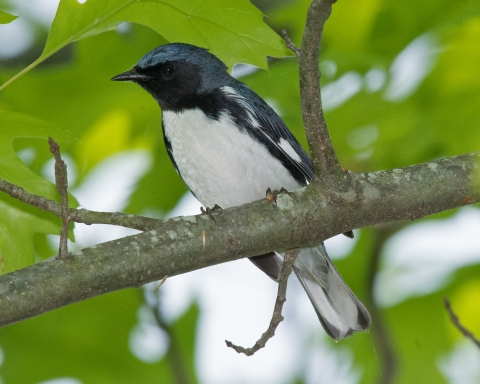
xmin=112 ymin=43 xmax=370 ymax=340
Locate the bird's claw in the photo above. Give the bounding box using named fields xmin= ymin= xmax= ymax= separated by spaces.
xmin=201 ymin=204 xmax=223 ymax=223
xmin=266 ymin=187 xmax=288 ymax=204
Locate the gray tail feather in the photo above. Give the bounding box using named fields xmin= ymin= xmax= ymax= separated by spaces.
xmin=249 ymin=253 xmax=282 ymax=281
xmin=293 ymin=245 xmax=371 ymax=340
xmin=249 ymin=247 xmax=371 ymax=340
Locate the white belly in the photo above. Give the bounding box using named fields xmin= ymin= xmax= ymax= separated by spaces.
xmin=163 ymin=109 xmax=301 ymax=208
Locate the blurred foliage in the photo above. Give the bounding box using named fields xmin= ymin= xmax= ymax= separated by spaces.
xmin=0 ymin=288 xmax=199 ymax=384
xmin=0 ymin=0 xmax=480 ymax=383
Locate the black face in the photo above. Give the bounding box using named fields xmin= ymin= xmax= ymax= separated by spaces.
xmin=132 ymin=60 xmax=203 ymax=111
xmin=112 ymin=43 xmax=233 ymax=111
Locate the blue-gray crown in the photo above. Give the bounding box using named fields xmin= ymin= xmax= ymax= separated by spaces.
xmin=137 ymin=43 xmax=227 ymax=72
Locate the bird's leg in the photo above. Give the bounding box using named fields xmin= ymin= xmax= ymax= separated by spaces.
xmin=266 ymin=187 xmax=288 ymax=204
xmin=200 ymin=204 xmax=223 ymax=223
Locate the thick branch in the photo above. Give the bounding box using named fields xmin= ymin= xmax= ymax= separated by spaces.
xmin=298 ymin=0 xmax=341 ymax=184
xmin=0 ymin=153 xmax=478 ymax=327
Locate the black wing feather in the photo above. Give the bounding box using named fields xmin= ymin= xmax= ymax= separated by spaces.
xmin=227 ymin=81 xmax=314 ymax=185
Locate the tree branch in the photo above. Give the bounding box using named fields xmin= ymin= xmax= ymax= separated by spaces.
xmin=444 ymin=298 xmax=480 ymax=348
xmin=281 ymin=29 xmax=300 ymax=57
xmin=0 ymin=178 xmax=159 ymax=231
xmin=0 ymin=152 xmax=478 ymax=327
xmin=298 ymin=0 xmax=342 ymax=184
xmin=225 ymin=248 xmax=299 ymax=356
xmin=48 ymin=138 xmax=70 ymax=259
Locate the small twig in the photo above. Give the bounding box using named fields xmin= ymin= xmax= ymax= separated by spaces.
xmin=0 ymin=178 xmax=159 ymax=230
xmin=225 ymin=248 xmax=299 ymax=356
xmin=281 ymin=29 xmax=300 ymax=57
xmin=48 ymin=138 xmax=70 ymax=259
xmin=152 ymin=275 xmax=168 ymax=293
xmin=444 ymin=298 xmax=480 ymax=348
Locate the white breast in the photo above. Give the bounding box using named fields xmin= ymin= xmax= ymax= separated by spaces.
xmin=163 ymin=109 xmax=301 ymax=208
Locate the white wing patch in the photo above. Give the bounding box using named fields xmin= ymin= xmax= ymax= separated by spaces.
xmin=221 ymin=86 xmax=261 ymax=128
xmin=279 ymin=138 xmax=302 ymax=163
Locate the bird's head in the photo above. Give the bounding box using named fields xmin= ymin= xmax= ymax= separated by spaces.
xmin=112 ymin=43 xmax=233 ymax=110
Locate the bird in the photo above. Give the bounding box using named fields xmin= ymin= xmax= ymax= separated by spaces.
xmin=112 ymin=43 xmax=371 ymax=340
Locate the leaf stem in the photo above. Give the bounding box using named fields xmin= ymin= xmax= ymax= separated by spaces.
xmin=0 ymin=57 xmax=43 ymax=92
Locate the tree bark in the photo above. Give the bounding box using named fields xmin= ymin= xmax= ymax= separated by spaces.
xmin=0 ymin=153 xmax=478 ymax=327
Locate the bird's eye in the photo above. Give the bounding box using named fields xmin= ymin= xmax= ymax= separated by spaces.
xmin=161 ymin=66 xmax=175 ymax=77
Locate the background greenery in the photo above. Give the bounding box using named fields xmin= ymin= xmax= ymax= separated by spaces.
xmin=0 ymin=0 xmax=479 ymax=383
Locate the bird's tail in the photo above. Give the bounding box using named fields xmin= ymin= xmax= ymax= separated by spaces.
xmin=293 ymin=244 xmax=371 ymax=340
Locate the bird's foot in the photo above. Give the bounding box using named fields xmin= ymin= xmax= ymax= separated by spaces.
xmin=201 ymin=204 xmax=223 ymax=223
xmin=266 ymin=187 xmax=288 ymax=204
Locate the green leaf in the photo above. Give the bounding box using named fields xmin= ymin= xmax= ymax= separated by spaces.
xmin=45 ymin=0 xmax=287 ymax=69
xmin=44 ymin=0 xmax=287 ymax=69
xmin=0 ymin=195 xmax=59 ymax=273
xmin=0 ymin=0 xmax=288 ymax=91
xmin=0 ymin=112 xmax=73 ymax=197
xmin=0 ymin=9 xmax=17 ymax=24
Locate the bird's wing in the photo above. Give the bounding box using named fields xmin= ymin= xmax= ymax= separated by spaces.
xmin=223 ymin=83 xmax=314 ymax=184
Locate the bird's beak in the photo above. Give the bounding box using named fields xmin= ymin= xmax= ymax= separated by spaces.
xmin=111 ymin=68 xmax=151 ymax=82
